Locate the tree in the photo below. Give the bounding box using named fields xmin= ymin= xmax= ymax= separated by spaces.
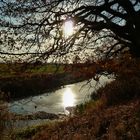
xmin=0 ymin=0 xmax=140 ymax=62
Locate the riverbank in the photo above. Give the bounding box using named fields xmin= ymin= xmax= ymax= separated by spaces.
xmin=0 ymin=72 xmax=93 ymax=101
xmin=10 ymin=57 xmax=140 ymax=140
xmin=0 ymin=63 xmax=99 ymax=101
xmin=3 ymin=111 xmax=61 ymax=121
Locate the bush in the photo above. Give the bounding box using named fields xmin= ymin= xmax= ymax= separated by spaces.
xmin=91 ymin=76 xmax=140 ymax=107
xmin=91 ymin=57 xmax=140 ymax=106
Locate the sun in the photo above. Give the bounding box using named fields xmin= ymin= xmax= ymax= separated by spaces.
xmin=63 ymin=19 xmax=74 ymax=38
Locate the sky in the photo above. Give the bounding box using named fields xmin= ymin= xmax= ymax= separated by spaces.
xmin=0 ymin=0 xmax=140 ymax=62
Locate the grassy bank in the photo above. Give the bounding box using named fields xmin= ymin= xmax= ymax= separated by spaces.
xmin=0 ymin=63 xmax=98 ymax=100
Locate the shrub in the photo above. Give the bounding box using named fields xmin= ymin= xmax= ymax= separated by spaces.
xmin=91 ymin=75 xmax=140 ymax=106
xmin=93 ymin=77 xmax=140 ymax=106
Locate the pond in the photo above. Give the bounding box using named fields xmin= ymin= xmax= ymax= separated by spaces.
xmin=9 ymin=75 xmax=113 ymax=115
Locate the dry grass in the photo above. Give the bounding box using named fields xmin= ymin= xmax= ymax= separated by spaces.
xmin=92 ymin=77 xmax=140 ymax=107
xmin=28 ymin=100 xmax=139 ymax=140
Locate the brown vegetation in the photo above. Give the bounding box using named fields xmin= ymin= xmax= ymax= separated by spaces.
xmin=30 ymin=100 xmax=139 ymax=140
xmin=10 ymin=56 xmax=140 ymax=140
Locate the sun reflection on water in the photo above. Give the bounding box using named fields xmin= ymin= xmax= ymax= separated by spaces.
xmin=62 ymin=87 xmax=75 ymax=114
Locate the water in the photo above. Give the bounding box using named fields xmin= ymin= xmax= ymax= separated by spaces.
xmin=9 ymin=75 xmax=113 ymax=115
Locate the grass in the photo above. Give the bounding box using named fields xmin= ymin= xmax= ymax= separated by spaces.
xmin=25 ymin=100 xmax=139 ymax=140
xmin=10 ymin=120 xmax=64 ymax=140
xmin=25 ymin=64 xmax=65 ymax=74
xmin=0 ymin=62 xmax=101 ymax=79
xmin=0 ymin=63 xmax=65 ymax=78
